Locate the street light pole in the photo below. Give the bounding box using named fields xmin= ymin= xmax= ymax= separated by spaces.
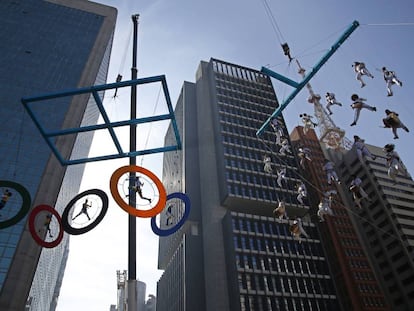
xmin=128 ymin=13 xmax=140 ymax=311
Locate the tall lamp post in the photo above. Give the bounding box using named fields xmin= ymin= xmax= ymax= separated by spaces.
xmin=128 ymin=13 xmax=140 ymax=311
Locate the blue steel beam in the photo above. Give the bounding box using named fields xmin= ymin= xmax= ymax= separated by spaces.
xmin=256 ymin=20 xmax=359 ymax=136
xmin=21 ymin=75 xmax=182 ymax=166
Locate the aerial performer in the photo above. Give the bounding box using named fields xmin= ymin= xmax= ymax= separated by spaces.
xmin=352 ymin=61 xmax=374 ymax=88
xmin=353 ymin=135 xmax=376 ymax=162
xmin=350 ymin=94 xmax=377 ymax=126
xmin=270 ymin=118 xmax=284 ymax=146
xmin=317 ymin=191 xmax=336 ymax=222
xmin=263 ymin=155 xmax=273 ymax=174
xmin=165 ymin=204 xmax=175 ymax=226
xmin=281 ymin=42 xmax=293 ymax=62
xmin=383 ymin=144 xmax=409 ymax=183
xmin=289 ymin=217 xmax=309 ymax=243
xmin=127 ymin=176 xmax=152 ymax=203
xmin=39 ymin=213 xmax=54 ymax=238
xmin=300 ymin=113 xmax=318 ymax=135
xmin=273 ymin=201 xmax=288 ymax=220
xmin=325 ymin=92 xmax=342 ymax=115
xmin=72 ymin=199 xmax=92 ymax=221
xmin=276 ymin=167 xmax=287 ymax=188
xmin=297 ymin=146 xmax=312 ymax=169
xmin=279 ymin=138 xmax=291 ymax=156
xmin=0 ymin=189 xmax=12 ymax=213
xmin=296 ymin=182 xmax=307 ymax=205
xmin=382 ymin=67 xmax=402 ymax=97
xmin=382 ymin=109 xmax=409 ymax=139
xmin=322 ymin=160 xmax=341 ymax=185
xmin=349 ymin=174 xmax=372 ymax=209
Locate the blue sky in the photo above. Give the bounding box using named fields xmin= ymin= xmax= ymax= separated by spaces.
xmin=57 ymin=1 xmax=414 ymax=310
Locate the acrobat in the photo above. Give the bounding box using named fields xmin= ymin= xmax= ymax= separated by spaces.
xmin=325 ymin=92 xmax=342 ymax=115
xmin=165 ymin=204 xmax=175 ymax=226
xmin=276 ymin=167 xmax=287 ymax=188
xmin=322 ymin=159 xmax=340 ymax=185
xmin=349 ymin=174 xmax=372 ymax=209
xmin=38 ymin=213 xmax=53 ymax=238
xmin=296 ymin=182 xmax=307 ymax=205
xmin=270 ymin=118 xmax=284 ymax=146
xmin=352 ymin=61 xmax=374 ymax=88
xmin=300 ymin=113 xmax=318 ymax=135
xmin=279 ymin=138 xmax=291 ymax=156
xmin=350 ymin=94 xmax=376 ymax=126
xmin=382 ymin=109 xmax=409 ymax=139
xmin=317 ymin=190 xmax=336 ymax=222
xmin=263 ymin=155 xmax=273 ymax=174
xmin=297 ymin=146 xmax=312 ymax=169
xmin=72 ymin=199 xmax=92 ymax=221
xmin=273 ymin=201 xmax=288 ymax=220
xmin=289 ymin=218 xmax=309 ymax=243
xmin=353 ymin=135 xmax=376 ymax=163
xmin=0 ymin=189 xmax=12 ymax=211
xmin=383 ymin=144 xmax=409 ymax=183
xmin=382 ymin=67 xmax=402 ymax=96
xmin=128 ymin=176 xmax=152 ymax=203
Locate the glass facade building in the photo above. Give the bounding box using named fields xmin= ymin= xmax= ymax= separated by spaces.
xmin=157 ymin=58 xmax=340 ymax=310
xmin=0 ymin=0 xmax=116 ymax=310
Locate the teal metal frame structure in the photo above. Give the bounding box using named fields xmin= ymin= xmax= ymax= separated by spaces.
xmin=21 ymin=75 xmax=181 ymax=166
xmin=256 ymin=20 xmax=359 ymax=136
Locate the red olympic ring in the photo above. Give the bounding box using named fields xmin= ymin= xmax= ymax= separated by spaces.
xmin=110 ymin=165 xmax=167 ymax=218
xmin=28 ymin=205 xmax=64 ymax=248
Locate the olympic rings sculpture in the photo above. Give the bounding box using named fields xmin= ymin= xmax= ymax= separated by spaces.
xmin=0 ymin=165 xmax=190 ymax=248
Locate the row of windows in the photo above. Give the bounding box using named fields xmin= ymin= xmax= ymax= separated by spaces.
xmin=236 ymin=254 xmax=329 ymax=276
xmin=239 ymin=294 xmax=338 ymax=311
xmin=216 ymin=78 xmax=275 ymax=99
xmin=238 ymin=273 xmax=335 ymax=295
xmin=232 ymin=218 xmax=317 ymax=239
xmin=224 ymin=156 xmax=297 ymax=177
xmin=217 ymin=95 xmax=275 ymax=117
xmin=212 ymin=61 xmax=269 ymax=86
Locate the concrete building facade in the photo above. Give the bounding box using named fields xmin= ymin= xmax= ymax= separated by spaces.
xmin=0 ymin=0 xmax=117 ymax=310
xmin=157 ymin=58 xmax=341 ymax=311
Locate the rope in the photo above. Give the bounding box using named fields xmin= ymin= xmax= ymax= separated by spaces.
xmin=364 ymin=22 xmax=414 ymax=27
xmin=139 ymin=84 xmax=162 ymax=167
xmin=258 ymin=136 xmax=405 ymax=244
xmin=260 ymin=0 xmax=285 ymax=44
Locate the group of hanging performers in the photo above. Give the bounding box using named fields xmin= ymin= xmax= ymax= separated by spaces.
xmin=265 ymin=59 xmax=410 ymax=243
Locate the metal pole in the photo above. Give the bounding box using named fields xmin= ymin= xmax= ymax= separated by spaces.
xmin=128 ymin=13 xmax=140 ymax=311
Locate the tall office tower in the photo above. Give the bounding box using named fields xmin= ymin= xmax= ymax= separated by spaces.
xmin=157 ymin=58 xmax=341 ymax=311
xmin=290 ymin=126 xmax=389 ymax=310
xmin=336 ymin=142 xmax=414 ymax=310
xmin=0 ymin=1 xmax=117 ymax=310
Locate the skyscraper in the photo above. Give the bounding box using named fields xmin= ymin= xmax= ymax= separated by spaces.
xmin=0 ymin=0 xmax=116 ymax=310
xmin=157 ymin=58 xmax=341 ymax=310
xmin=290 ymin=126 xmax=389 ymax=310
xmin=335 ymin=141 xmax=414 ymax=310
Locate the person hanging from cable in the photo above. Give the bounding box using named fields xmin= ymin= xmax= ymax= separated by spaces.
xmin=289 ymin=217 xmax=309 ymax=243
xmin=0 ymin=189 xmax=12 ymax=214
xmin=349 ymin=174 xmax=372 ymax=209
xmin=317 ymin=190 xmax=336 ymax=222
xmin=323 ymin=159 xmax=341 ymax=185
xmin=273 ymin=201 xmax=288 ymax=220
xmin=297 ymin=146 xmax=312 ymax=169
xmin=270 ymin=118 xmax=284 ymax=146
xmin=72 ymin=198 xmax=92 ymax=221
xmin=350 ymin=94 xmax=377 ymax=126
xmin=352 ymin=61 xmax=374 ymax=88
xmin=296 ymin=181 xmax=307 ymax=205
xmin=165 ymin=204 xmax=175 ymax=226
xmin=382 ymin=67 xmax=402 ymax=96
xmin=279 ymin=138 xmax=291 ymax=156
xmin=353 ymin=135 xmax=376 ymax=162
xmin=382 ymin=109 xmax=409 ymax=139
xmin=276 ymin=167 xmax=287 ymax=188
xmin=263 ymin=155 xmax=273 ymax=174
xmin=113 ymin=74 xmax=123 ymax=98
xmin=281 ymin=43 xmax=293 ymax=62
xmin=383 ymin=143 xmax=409 ymax=183
xmin=38 ymin=213 xmax=53 ymax=238
xmin=300 ymin=113 xmax=318 ymax=135
xmin=325 ymin=92 xmax=342 ymax=115
xmin=127 ymin=176 xmax=152 ymax=204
